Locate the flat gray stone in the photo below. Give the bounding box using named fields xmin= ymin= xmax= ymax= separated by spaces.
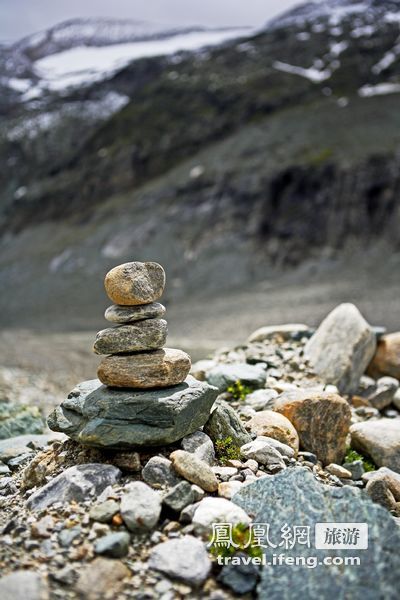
xmin=142 ymin=456 xmax=182 ymax=489
xmin=0 ymin=570 xmax=49 ymax=600
xmin=351 ymin=419 xmax=400 ymax=473
xmin=304 ymin=303 xmax=376 ymax=394
xmin=93 ymin=319 xmax=167 ymax=354
xmin=105 ymin=302 xmax=166 ymax=323
xmin=232 ymin=469 xmax=400 ymax=599
xmin=148 ymin=536 xmax=211 ymax=586
xmin=94 ymin=532 xmax=130 ymax=558
xmin=181 ymin=430 xmax=215 ymax=465
xmin=26 ymin=464 xmax=121 ymax=510
xmin=206 ymin=363 xmax=266 ymax=391
xmin=163 ymin=481 xmax=195 ymax=512
xmin=48 ymin=376 xmax=218 ymax=448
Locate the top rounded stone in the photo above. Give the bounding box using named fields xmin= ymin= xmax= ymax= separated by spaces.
xmin=104 ymin=262 xmax=166 ymax=306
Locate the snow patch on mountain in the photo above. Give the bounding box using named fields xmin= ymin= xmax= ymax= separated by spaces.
xmin=359 ymin=82 xmax=400 ymax=96
xmin=273 ymin=60 xmax=333 ymax=82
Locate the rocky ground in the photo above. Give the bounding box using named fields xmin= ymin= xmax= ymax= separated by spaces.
xmin=1 ymin=303 xmax=400 ymax=598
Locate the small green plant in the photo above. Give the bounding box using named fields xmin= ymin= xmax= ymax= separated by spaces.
xmin=227 ymin=380 xmax=254 ymax=401
xmin=345 ymin=448 xmax=376 ymax=472
xmin=209 ymin=522 xmax=263 ymax=559
xmin=215 ymin=436 xmax=242 ymax=464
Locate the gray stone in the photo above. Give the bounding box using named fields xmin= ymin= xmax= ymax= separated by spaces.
xmin=148 ymin=536 xmax=211 ymax=586
xmin=256 ymin=436 xmax=295 ymax=459
xmin=120 ymin=481 xmax=162 ymax=532
xmin=89 ymin=500 xmax=120 ymax=523
xmin=192 ymin=497 xmax=251 ymax=532
xmin=343 ymin=460 xmax=365 ymax=480
xmin=206 ymin=363 xmax=266 ymax=391
xmin=351 ymin=419 xmax=400 ymax=473
xmin=364 ymin=377 xmax=399 ymax=410
xmin=0 ymin=433 xmax=64 ymax=462
xmin=94 ymin=531 xmax=130 ymax=558
xmin=304 ymin=303 xmax=376 ymax=394
xmin=0 ymin=477 xmax=17 ymax=496
xmin=248 ymin=324 xmax=311 ymax=343
xmin=48 ymin=376 xmax=218 ymax=448
xmin=232 ymin=469 xmax=400 ymax=598
xmin=93 ymin=319 xmax=167 ymax=355
xmin=218 ymin=552 xmax=259 ymax=594
xmin=58 ymin=526 xmax=81 ymax=547
xmin=142 ymin=456 xmax=182 ymax=489
xmin=181 ymin=431 xmax=215 ymax=465
xmin=245 ymin=389 xmax=279 ymax=411
xmin=105 ymin=302 xmax=166 ymax=323
xmin=7 ymin=452 xmax=34 ymax=470
xmin=163 ymin=481 xmax=195 ymax=512
xmin=26 ymin=464 xmax=121 ymax=510
xmin=0 ymin=570 xmax=49 ymax=600
xmin=204 ymin=400 xmax=252 ymax=448
xmin=240 ymin=438 xmax=286 ymax=469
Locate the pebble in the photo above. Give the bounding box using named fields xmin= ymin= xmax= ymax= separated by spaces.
xmin=89 ymin=500 xmax=120 ymax=523
xmin=325 ymin=464 xmax=352 ymax=479
xmin=170 ymin=450 xmax=218 ymax=492
xmin=218 ymin=481 xmax=244 ymax=499
xmin=163 ymin=481 xmax=196 ymax=512
xmin=142 ymin=456 xmax=183 ymax=489
xmin=75 ymin=557 xmax=130 ymax=600
xmin=148 ymin=536 xmax=211 ymax=587
xmin=120 ymin=481 xmax=162 ymax=532
xmin=181 ymin=430 xmax=215 ymax=465
xmin=203 ymin=400 xmax=252 ymax=448
xmin=343 ymin=460 xmax=364 ymax=480
xmin=240 ymin=438 xmax=286 ymax=469
xmin=192 ymin=497 xmax=251 ymax=532
xmin=94 ymin=531 xmax=131 ymax=558
xmin=212 ymin=466 xmax=238 ymax=481
xmin=104 ymin=261 xmax=166 ymax=305
xmin=246 ymin=411 xmax=299 ymax=452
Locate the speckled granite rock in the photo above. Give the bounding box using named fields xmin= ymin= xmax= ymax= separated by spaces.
xmin=93 ymin=319 xmax=167 ymax=355
xmin=105 ymin=302 xmax=166 ymax=323
xmin=47 ymin=376 xmax=218 ymax=448
xmin=97 ymin=348 xmax=191 ymax=388
xmin=304 ymin=303 xmax=376 ymax=394
xmin=104 ymin=261 xmax=165 ymax=305
xmin=274 ymin=390 xmax=351 ymax=465
xmin=232 ymin=469 xmax=400 ymax=599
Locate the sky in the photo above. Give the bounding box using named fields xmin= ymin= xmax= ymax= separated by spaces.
xmin=0 ymin=0 xmax=303 ymax=42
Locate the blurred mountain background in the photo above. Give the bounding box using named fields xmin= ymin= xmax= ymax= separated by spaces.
xmin=0 ymin=0 xmax=400 ymax=374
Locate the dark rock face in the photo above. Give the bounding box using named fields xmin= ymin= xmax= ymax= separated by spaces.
xmin=232 ymin=469 xmax=400 ymax=599
xmin=47 ymin=376 xmax=218 ymax=448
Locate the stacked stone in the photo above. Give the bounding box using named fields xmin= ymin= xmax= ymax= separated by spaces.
xmin=94 ymin=261 xmax=191 ymax=388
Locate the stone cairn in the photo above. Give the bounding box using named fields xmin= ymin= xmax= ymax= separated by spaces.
xmin=48 ymin=261 xmax=218 ymax=448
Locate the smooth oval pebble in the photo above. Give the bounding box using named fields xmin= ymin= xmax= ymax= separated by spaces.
xmin=104 ymin=262 xmax=166 ymax=306
xmin=105 ymin=302 xmax=166 ymax=324
xmin=98 ymin=348 xmax=191 ymax=388
xmin=93 ymin=319 xmax=167 ymax=355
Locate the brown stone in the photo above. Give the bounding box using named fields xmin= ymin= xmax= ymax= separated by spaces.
xmin=367 ymin=333 xmax=400 ymax=379
xmin=75 ymin=558 xmax=130 ymax=600
xmin=274 ymin=390 xmax=351 ymax=465
xmin=104 ymin=261 xmax=165 ymax=305
xmin=245 ymin=410 xmax=299 ymax=453
xmin=98 ymin=348 xmax=191 ymax=388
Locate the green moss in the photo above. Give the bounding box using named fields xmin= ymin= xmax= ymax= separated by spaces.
xmin=209 ymin=522 xmax=263 ymax=559
xmin=345 ymin=448 xmax=376 ymax=472
xmin=215 ymin=436 xmax=242 ymax=464
xmin=227 ymin=380 xmax=254 ymax=401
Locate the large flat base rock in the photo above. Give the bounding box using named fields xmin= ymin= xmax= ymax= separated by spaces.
xmin=232 ymin=469 xmax=400 ymax=599
xmin=47 ymin=376 xmax=218 ymax=449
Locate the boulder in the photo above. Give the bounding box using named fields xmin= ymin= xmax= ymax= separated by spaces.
xmin=367 ymin=333 xmax=400 ymax=380
xmin=97 ymin=348 xmax=191 ymax=388
xmin=93 ymin=319 xmax=167 ymax=354
xmin=245 ymin=410 xmax=299 ymax=453
xmin=350 ymin=419 xmax=400 ymax=472
xmin=304 ymin=303 xmax=376 ymax=394
xmin=232 ymin=469 xmax=400 ymax=598
xmin=274 ymin=390 xmax=351 ymax=465
xmin=104 ymin=261 xmax=165 ymax=306
xmin=48 ymin=376 xmax=218 ymax=448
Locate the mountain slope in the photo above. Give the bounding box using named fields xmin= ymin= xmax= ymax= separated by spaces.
xmin=0 ymin=0 xmax=400 ymax=330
